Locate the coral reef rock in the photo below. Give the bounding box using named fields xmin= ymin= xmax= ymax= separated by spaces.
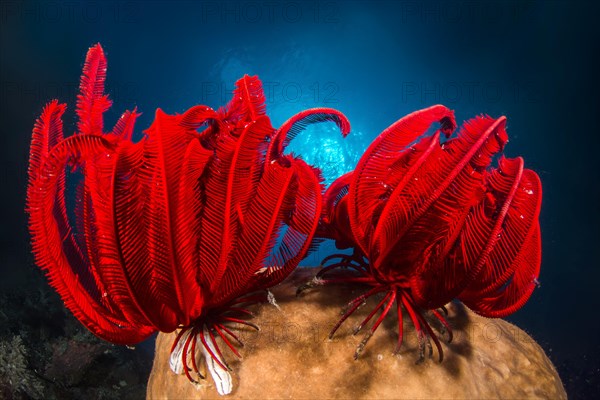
xmin=147 ymin=268 xmax=565 ymax=399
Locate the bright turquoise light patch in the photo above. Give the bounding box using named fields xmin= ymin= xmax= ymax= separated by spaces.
xmin=286 ymin=122 xmax=364 ymax=186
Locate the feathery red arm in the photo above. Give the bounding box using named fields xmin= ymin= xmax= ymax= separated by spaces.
xmin=265 ymin=108 xmax=351 ymax=165
xmin=260 ymin=158 xmax=324 ymax=288
xmin=173 ymin=139 xmax=212 ymax=322
xmin=459 ymin=158 xmax=543 ymax=317
xmin=218 ymin=160 xmax=296 ymax=305
xmin=112 ymin=108 xmax=140 ymax=141
xmin=197 ymin=115 xmax=273 ymax=298
xmin=347 ymin=105 xmax=456 ymax=256
xmin=219 ymin=75 xmax=267 ymax=127
xmin=28 ymin=133 xmax=154 ymax=344
xmin=76 ymin=43 xmax=111 ymax=135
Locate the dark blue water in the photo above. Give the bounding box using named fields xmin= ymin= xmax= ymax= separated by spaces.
xmin=1 ymin=1 xmax=598 ymax=397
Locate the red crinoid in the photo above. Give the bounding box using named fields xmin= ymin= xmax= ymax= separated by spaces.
xmin=26 ymin=44 xmax=349 ymax=394
xmin=302 ymin=105 xmax=542 ymax=362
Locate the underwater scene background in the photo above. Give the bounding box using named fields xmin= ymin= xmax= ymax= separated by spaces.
xmin=1 ymin=0 xmax=598 ymax=398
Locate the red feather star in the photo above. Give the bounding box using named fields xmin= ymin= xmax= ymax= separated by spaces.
xmin=301 ymin=104 xmax=542 ymax=362
xmin=26 ymin=44 xmax=349 ymax=393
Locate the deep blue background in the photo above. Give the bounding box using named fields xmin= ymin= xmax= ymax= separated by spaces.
xmin=1 ymin=1 xmax=599 ymax=397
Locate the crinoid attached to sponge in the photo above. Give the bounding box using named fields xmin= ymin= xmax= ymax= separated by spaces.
xmin=26 ymin=44 xmax=350 ymax=395
xmin=300 ymin=105 xmax=542 ymax=363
